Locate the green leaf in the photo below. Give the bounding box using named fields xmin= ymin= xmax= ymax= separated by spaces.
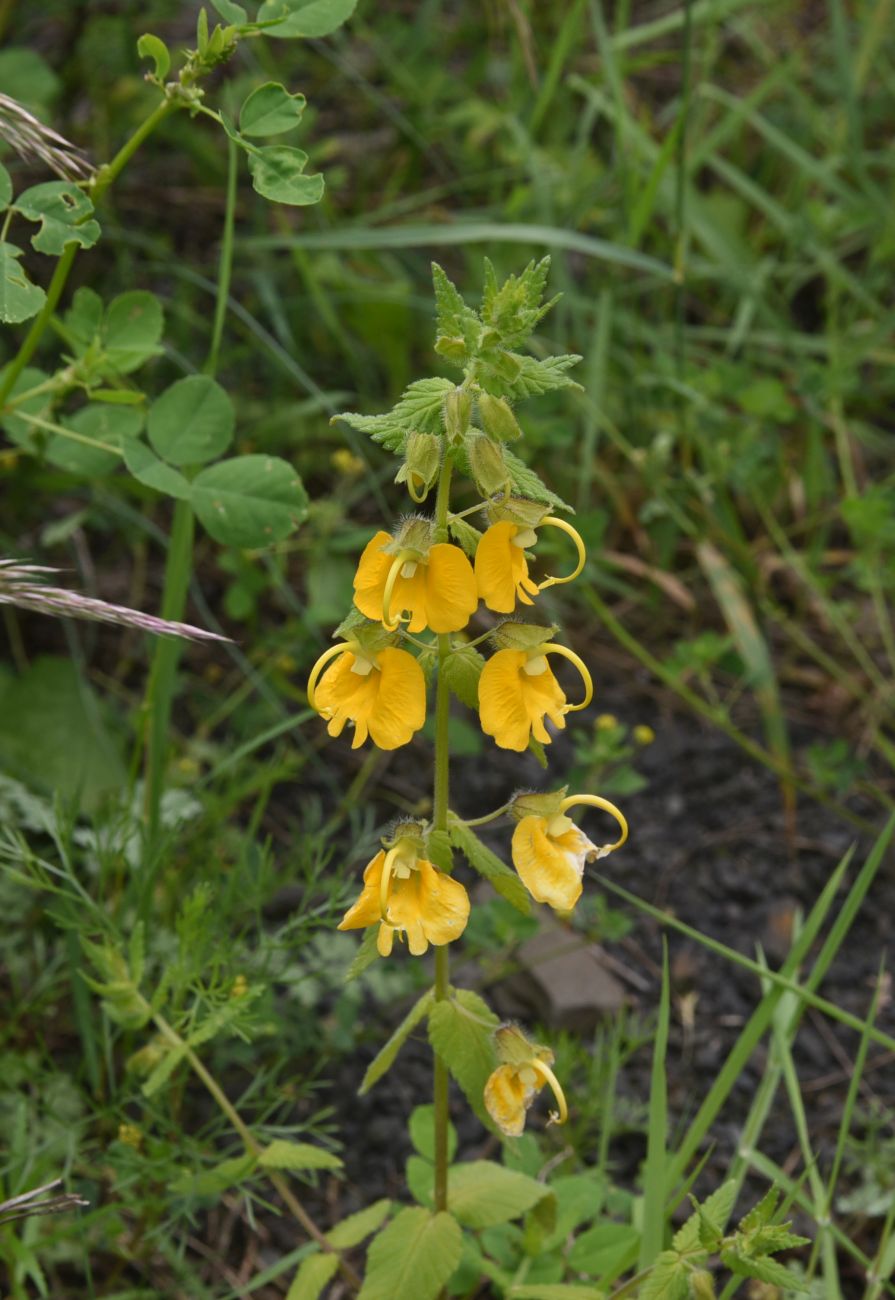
xmin=427 ymin=988 xmax=499 ymax=1121
xmin=171 ymin=1153 xmax=257 ymax=1199
xmin=141 ymin=1044 xmax=187 ymax=1098
xmin=0 ymin=656 xmax=124 ymax=811
xmin=673 ymin=1181 xmax=737 ymax=1252
xmin=257 ymin=0 xmax=358 ymax=39
xmin=123 ymin=439 xmax=191 ymax=499
xmin=240 ymin=82 xmax=307 ymax=135
xmin=191 ymin=454 xmax=309 ymax=548
xmin=357 ymin=1207 xmax=462 ymax=1300
xmin=737 ymin=1185 xmax=778 ymax=1234
xmin=248 ymin=146 xmax=325 ymax=206
xmin=448 ymin=820 xmax=530 ymax=914
xmin=327 ymin=1199 xmax=392 ymax=1248
xmin=448 ymin=1162 xmax=550 ymax=1229
xmin=360 ymin=988 xmax=435 ymax=1093
xmin=336 ymin=377 xmax=454 ymax=453
xmin=103 ymin=290 xmax=165 ymax=374
xmin=722 ymin=1250 xmax=809 ymax=1291
xmin=47 ymin=404 xmax=142 ymax=477
xmin=0 ymin=48 xmax=60 ymax=113
xmin=15 ymin=182 xmax=100 ymax=255
xmin=631 ymin=1249 xmax=689 ymax=1300
xmin=258 ymin=1140 xmax=343 ymax=1171
xmin=409 ymin=1104 xmax=457 ymax=1163
xmin=442 ymin=644 xmax=484 ymax=709
xmin=211 ymin=0 xmax=248 ymax=22
xmin=568 ymin=1223 xmax=642 ymax=1280
xmin=406 ymin=1154 xmax=435 ymax=1208
xmin=509 ymin=1287 xmax=606 ymax=1299
xmin=64 ymin=286 xmax=103 ymax=351
xmin=0 ymin=163 xmax=12 ymax=210
xmin=0 ymin=243 xmax=46 ymax=323
xmin=136 ymin=33 xmax=170 ymax=80
xmin=447 ymin=516 xmax=482 ymax=558
xmin=345 ymin=926 xmax=381 ymax=982
xmin=504 ymin=354 xmax=582 ymax=399
xmin=285 ymin=1252 xmax=339 ymax=1300
xmin=148 ymin=375 xmax=235 ymax=466
xmin=504 ymin=447 xmax=571 ymax=513
xmin=426 ymin=828 xmax=454 ymax=872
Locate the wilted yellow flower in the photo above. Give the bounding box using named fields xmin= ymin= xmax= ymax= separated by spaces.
xmin=474 ymin=516 xmax=586 ymax=615
xmin=484 ymin=1025 xmax=567 ymax=1137
xmin=511 ymin=794 xmax=628 ymax=912
xmin=308 ymin=641 xmax=425 ymax=750
xmin=353 ymin=528 xmax=478 ymax=633
xmin=338 ymin=836 xmax=470 ymax=957
xmin=478 ymin=644 xmax=592 ymax=752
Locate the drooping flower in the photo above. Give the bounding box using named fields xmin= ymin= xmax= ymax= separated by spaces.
xmin=307 ymin=640 xmax=425 ymax=750
xmin=338 ymin=831 xmax=470 ymax=956
xmin=478 ymin=636 xmax=592 ymax=752
xmin=474 ymin=510 xmax=586 ymax=615
xmin=353 ymin=524 xmax=478 ymax=633
xmin=510 ymin=792 xmax=628 ymax=912
xmin=483 ymin=1024 xmax=568 ymax=1137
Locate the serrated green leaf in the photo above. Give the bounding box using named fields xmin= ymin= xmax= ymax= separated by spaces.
xmin=345 ymin=925 xmax=381 ymax=981
xmin=257 ymin=0 xmax=357 ymax=38
xmin=428 ymin=988 xmax=499 ymax=1121
xmin=722 ymin=1249 xmax=809 ymax=1291
xmin=327 ymin=1198 xmax=391 ymax=1248
xmin=336 ymin=377 xmax=454 ymax=453
xmin=248 ymin=145 xmax=324 ymax=206
xmin=136 ymin=33 xmax=170 ymax=79
xmin=357 ymin=1207 xmax=462 ymax=1300
xmin=448 ymin=820 xmax=530 ymax=914
xmin=240 ymin=82 xmax=307 ymax=135
xmin=258 ymin=1140 xmax=342 ymax=1171
xmin=503 ymin=447 xmax=572 ymax=513
xmin=0 ymin=243 xmax=46 ymax=323
xmin=191 ymin=454 xmax=309 ymax=547
xmin=0 ymin=163 xmax=12 ymax=210
xmin=737 ymin=1185 xmax=779 ymax=1234
xmin=426 ymin=828 xmax=454 ymax=872
xmin=15 ymin=183 xmax=100 ymax=255
xmin=171 ymin=1153 xmax=257 ymax=1199
xmin=448 ymin=516 xmax=482 ymax=557
xmin=148 ymin=375 xmax=235 ymax=466
xmin=448 ymin=1161 xmax=551 ymax=1229
xmin=673 ymin=1181 xmax=737 ymax=1253
xmin=442 ymin=644 xmax=484 ymax=709
xmin=360 ymin=988 xmax=435 ymax=1093
xmin=285 ymin=1252 xmax=339 ymax=1300
xmin=123 ymin=439 xmax=191 ymax=499
xmin=494 ymin=353 xmax=583 ymax=401
xmin=635 ymin=1249 xmax=690 ymax=1300
xmin=568 ymin=1223 xmax=642 ymax=1281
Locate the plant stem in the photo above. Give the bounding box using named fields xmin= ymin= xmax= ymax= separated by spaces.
xmin=0 ymin=97 xmax=177 ymax=411
xmin=204 ymin=134 xmax=238 ymax=377
xmin=432 ymin=452 xmax=454 ymax=1217
xmin=150 ymin=1009 xmax=362 ymax=1290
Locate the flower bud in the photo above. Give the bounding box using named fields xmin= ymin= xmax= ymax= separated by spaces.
xmin=395 ymin=431 xmax=441 ymax=498
xmin=689 ymin=1270 xmax=717 ymax=1299
xmin=468 ymin=432 xmax=510 ymax=497
xmin=490 ymin=620 xmax=557 ymax=652
xmin=479 ymin=393 xmax=522 ymax=441
xmin=509 ymin=787 xmax=568 ymax=823
xmin=444 ymin=388 xmax=472 ymax=440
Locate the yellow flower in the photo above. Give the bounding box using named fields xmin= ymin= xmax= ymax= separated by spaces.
xmin=338 ymin=840 xmax=470 ymax=957
xmin=474 ymin=516 xmax=586 ymax=615
xmin=483 ymin=1025 xmax=568 ymax=1137
xmin=511 ymin=794 xmax=628 ymax=912
xmin=353 ymin=529 xmax=478 ymax=633
xmin=478 ymin=644 xmax=592 ymax=752
xmin=633 ymin=724 xmax=655 ymax=745
xmin=308 ymin=641 xmax=425 ymax=750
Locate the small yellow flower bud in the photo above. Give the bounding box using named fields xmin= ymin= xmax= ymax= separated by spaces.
xmin=633 ymin=724 xmax=656 ymax=745
xmin=596 ymin=713 xmax=618 ymax=731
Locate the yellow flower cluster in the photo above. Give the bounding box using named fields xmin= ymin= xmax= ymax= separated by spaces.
xmin=308 ymin=509 xmax=591 ymax=753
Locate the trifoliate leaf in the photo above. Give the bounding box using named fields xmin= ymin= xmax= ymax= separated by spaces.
xmin=103 ymin=290 xmax=165 ymax=374
xmin=257 ymin=0 xmax=358 ymax=38
xmin=15 ymin=182 xmax=100 ymax=255
xmin=247 ymin=146 xmax=324 ymax=206
xmin=427 ymin=988 xmax=499 ymax=1122
xmin=240 ymin=82 xmax=307 ymax=135
xmin=357 ymin=1206 xmax=461 ymax=1300
xmin=148 ymin=375 xmax=235 ymax=466
xmin=123 ymin=439 xmax=191 ymax=499
xmin=448 ymin=819 xmax=530 ymax=914
xmin=47 ymin=403 xmax=142 ymax=478
xmin=0 ymin=243 xmax=46 ymax=323
xmin=191 ymin=455 xmax=309 ymax=548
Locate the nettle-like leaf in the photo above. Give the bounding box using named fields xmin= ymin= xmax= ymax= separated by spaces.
xmin=721 ymin=1249 xmax=809 ymax=1292
xmin=494 ymin=353 xmax=583 ymax=401
xmin=15 ymin=182 xmax=100 ymax=254
xmin=447 ymin=515 xmax=482 ymax=557
xmin=427 ymin=988 xmax=499 ymax=1121
xmin=447 ymin=1161 xmax=552 ymax=1230
xmin=357 ymin=1206 xmax=461 ymax=1300
xmin=481 ymin=256 xmax=558 ymax=347
xmin=432 ymin=262 xmax=481 ymax=368
xmin=442 ymin=643 xmax=484 ymax=709
xmin=504 ymin=447 xmax=571 ymax=513
xmin=0 ymin=243 xmax=46 ymax=322
xmin=247 ymin=145 xmax=324 ymax=206
xmin=336 ymin=377 xmax=455 ymax=453
xmin=256 ymin=0 xmax=358 ymax=39
xmin=239 ymin=82 xmax=307 ymax=135
xmin=360 ymin=988 xmax=435 ymax=1093
xmin=448 ymin=819 xmax=530 ymax=914
xmin=673 ymin=1181 xmax=737 ymax=1253
xmin=637 ymin=1250 xmax=691 ymax=1300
